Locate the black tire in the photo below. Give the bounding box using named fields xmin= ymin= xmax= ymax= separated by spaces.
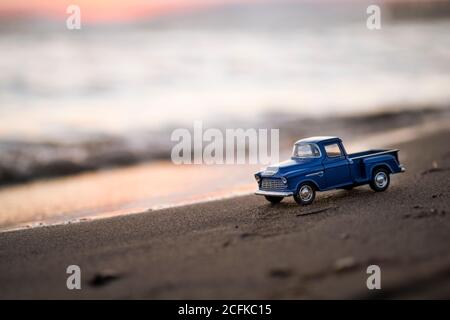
xmin=293 ymin=183 xmax=316 ymax=205
xmin=370 ymin=168 xmax=390 ymax=192
xmin=264 ymin=196 xmax=283 ymax=204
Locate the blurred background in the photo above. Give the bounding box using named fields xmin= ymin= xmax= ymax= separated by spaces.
xmin=0 ymin=0 xmax=449 ymax=229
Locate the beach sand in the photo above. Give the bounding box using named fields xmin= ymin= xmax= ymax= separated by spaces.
xmin=0 ymin=128 xmax=449 ymax=299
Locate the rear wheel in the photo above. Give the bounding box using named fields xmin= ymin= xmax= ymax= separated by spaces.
xmin=264 ymin=196 xmax=283 ymax=204
xmin=294 ymin=183 xmax=316 ymax=205
xmin=370 ymin=168 xmax=390 ymax=192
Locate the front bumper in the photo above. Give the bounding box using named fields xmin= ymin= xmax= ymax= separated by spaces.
xmin=255 ymin=190 xmax=293 ymax=197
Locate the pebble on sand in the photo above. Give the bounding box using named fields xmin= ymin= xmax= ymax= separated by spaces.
xmin=333 ymin=257 xmax=357 ymax=272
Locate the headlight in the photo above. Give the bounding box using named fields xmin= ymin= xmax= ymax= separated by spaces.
xmin=255 ymin=175 xmax=261 ymax=183
xmin=281 ymin=177 xmax=288 ymax=184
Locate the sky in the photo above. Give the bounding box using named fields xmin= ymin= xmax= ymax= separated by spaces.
xmin=0 ymin=0 xmax=414 ymax=23
xmin=0 ymin=0 xmax=258 ymax=22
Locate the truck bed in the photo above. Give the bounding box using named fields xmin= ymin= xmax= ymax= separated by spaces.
xmin=347 ymin=149 xmax=401 ymax=183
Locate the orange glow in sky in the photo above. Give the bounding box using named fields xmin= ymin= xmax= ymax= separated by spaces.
xmin=0 ymin=0 xmax=414 ymax=23
xmin=0 ymin=0 xmax=259 ymax=23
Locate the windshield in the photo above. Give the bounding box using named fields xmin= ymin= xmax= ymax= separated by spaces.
xmin=292 ymin=143 xmax=320 ymax=158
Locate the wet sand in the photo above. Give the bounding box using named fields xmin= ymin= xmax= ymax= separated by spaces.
xmin=0 ymin=129 xmax=449 ymax=299
xmin=0 ymin=162 xmax=258 ymax=231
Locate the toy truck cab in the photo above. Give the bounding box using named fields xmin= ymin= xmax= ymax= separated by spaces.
xmin=254 ymin=136 xmax=405 ymax=205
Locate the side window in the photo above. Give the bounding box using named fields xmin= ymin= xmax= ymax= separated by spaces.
xmin=324 ymin=143 xmax=343 ymax=158
xmin=311 ymin=144 xmax=320 ymax=157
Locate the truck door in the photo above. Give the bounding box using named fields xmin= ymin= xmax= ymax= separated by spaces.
xmin=322 ymin=142 xmax=352 ymax=188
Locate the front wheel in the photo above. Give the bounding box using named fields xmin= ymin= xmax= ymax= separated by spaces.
xmin=370 ymin=168 xmax=390 ymax=192
xmin=264 ymin=196 xmax=283 ymax=204
xmin=294 ymin=183 xmax=316 ymax=205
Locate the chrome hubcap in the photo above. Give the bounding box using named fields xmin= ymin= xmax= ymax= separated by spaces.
xmin=374 ymin=172 xmax=388 ymax=188
xmin=299 ymin=185 xmax=313 ymax=202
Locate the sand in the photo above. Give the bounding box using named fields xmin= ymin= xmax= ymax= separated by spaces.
xmin=0 ymin=130 xmax=449 ymax=299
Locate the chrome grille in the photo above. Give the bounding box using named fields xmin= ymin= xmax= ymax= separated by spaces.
xmin=261 ymin=178 xmax=286 ymax=190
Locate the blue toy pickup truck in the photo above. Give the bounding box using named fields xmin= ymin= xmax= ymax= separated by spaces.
xmin=255 ymin=136 xmax=405 ymax=205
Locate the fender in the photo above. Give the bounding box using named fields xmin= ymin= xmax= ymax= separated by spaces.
xmin=371 ymin=161 xmax=393 ymax=172
xmin=294 ymin=178 xmax=321 ymax=192
xmin=364 ymin=157 xmax=395 ymax=179
xmin=284 ymin=168 xmax=308 ymax=179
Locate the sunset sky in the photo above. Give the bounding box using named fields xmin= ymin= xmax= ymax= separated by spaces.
xmin=0 ymin=0 xmax=411 ymax=23
xmin=0 ymin=0 xmax=257 ymax=22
